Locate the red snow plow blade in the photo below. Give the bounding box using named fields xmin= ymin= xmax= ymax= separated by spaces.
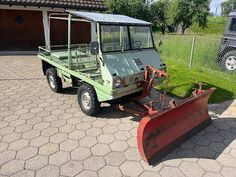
xmin=115 ymin=66 xmax=215 ymax=164
xmin=137 ymin=88 xmax=215 ymax=164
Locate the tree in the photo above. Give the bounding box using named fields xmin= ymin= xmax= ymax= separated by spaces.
xmin=150 ymin=0 xmax=169 ymax=34
xmin=150 ymin=0 xmax=179 ymax=34
xmin=174 ymin=0 xmax=210 ymax=34
xmin=105 ymin=0 xmax=151 ymax=21
xmin=221 ymin=0 xmax=236 ymax=16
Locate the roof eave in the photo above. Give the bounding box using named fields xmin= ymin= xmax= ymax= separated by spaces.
xmin=0 ymin=2 xmax=107 ymax=11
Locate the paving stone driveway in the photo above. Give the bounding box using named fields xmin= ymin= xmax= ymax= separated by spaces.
xmin=0 ymin=56 xmax=236 ymax=177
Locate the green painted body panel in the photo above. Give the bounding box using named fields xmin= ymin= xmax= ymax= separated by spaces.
xmin=102 ymin=49 xmax=164 ymax=77
xmin=38 ymin=48 xmax=165 ymax=102
xmin=38 ymin=54 xmax=112 ymax=102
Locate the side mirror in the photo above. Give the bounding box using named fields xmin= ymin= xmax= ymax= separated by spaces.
xmin=90 ymin=42 xmax=99 ymax=55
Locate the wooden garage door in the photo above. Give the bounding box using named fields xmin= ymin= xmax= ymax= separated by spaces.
xmin=0 ymin=9 xmax=45 ymax=51
xmin=50 ymin=19 xmax=91 ymax=46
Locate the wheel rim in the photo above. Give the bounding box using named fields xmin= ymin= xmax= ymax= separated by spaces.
xmin=225 ymin=56 xmax=236 ymax=71
xmin=81 ymin=91 xmax=92 ymax=110
xmin=49 ymin=75 xmax=56 ymax=89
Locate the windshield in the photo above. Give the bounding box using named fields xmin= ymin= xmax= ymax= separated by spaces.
xmin=101 ymin=25 xmax=130 ymax=52
xmin=100 ymin=25 xmax=153 ymax=52
xmin=130 ymin=26 xmax=153 ymax=49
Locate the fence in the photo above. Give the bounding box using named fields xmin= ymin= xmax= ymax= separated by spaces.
xmin=155 ymin=34 xmax=235 ymax=82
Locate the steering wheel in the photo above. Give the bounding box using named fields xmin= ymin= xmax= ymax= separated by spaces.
xmin=134 ymin=41 xmax=142 ymax=49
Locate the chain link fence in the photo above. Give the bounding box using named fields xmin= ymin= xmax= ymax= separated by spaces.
xmin=155 ymin=34 xmax=236 ymax=82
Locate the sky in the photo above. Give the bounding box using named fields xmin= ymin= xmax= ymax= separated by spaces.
xmin=210 ymin=0 xmax=227 ymax=16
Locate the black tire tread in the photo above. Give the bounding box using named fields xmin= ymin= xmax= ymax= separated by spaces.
xmin=46 ymin=68 xmax=63 ymax=93
xmin=77 ymin=83 xmax=101 ymax=116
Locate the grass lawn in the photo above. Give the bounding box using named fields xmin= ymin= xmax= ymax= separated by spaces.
xmin=153 ymin=17 xmax=235 ymax=103
xmin=191 ymin=17 xmax=227 ymax=35
xmin=156 ymin=60 xmax=236 ymax=104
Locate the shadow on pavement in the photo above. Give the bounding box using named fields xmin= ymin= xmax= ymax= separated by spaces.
xmin=158 ymin=117 xmax=236 ymax=165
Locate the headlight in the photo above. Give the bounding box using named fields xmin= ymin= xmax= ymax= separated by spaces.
xmin=114 ymin=78 xmax=122 ymax=88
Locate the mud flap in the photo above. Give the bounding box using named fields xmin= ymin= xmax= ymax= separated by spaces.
xmin=137 ymin=88 xmax=215 ymax=165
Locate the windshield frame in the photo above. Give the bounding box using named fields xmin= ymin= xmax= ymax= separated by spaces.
xmin=99 ymin=23 xmax=155 ymax=53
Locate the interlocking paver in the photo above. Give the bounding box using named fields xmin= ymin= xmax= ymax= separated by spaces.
xmin=120 ymin=161 xmax=144 ymax=176
xmin=22 ymin=129 xmax=40 ymax=139
xmin=0 ymin=127 xmax=14 ymax=136
xmin=162 ymin=152 xmax=183 ymax=167
xmin=41 ymin=127 xmax=58 ymax=136
xmin=0 ymin=150 xmax=16 ymax=166
xmin=79 ymin=136 xmax=97 ymax=148
xmin=60 ymin=160 xmax=83 ymax=177
xmin=36 ymin=165 xmax=59 ymax=177
xmin=140 ymin=171 xmax=161 ymax=177
xmin=97 ymin=134 xmax=114 ymax=144
xmin=0 ymin=56 xmax=236 ymax=177
xmin=105 ymin=152 xmax=126 ymax=166
xmin=67 ymin=118 xmax=82 ymax=125
xmin=114 ymin=130 xmax=131 ymax=141
xmin=217 ymin=154 xmax=236 ymax=168
xmin=86 ymin=127 xmax=103 ymax=137
xmin=109 ymin=140 xmax=129 ymax=152
xmin=0 ymin=142 xmax=8 ymax=153
xmin=71 ymin=147 xmax=91 ymax=161
xmin=49 ymin=151 xmax=70 ymax=166
xmin=11 ymin=170 xmax=35 ymax=177
xmin=1 ymin=132 xmax=21 ymax=143
xmin=220 ymin=166 xmax=236 ymax=177
xmin=102 ymin=125 xmax=118 ymax=134
xmin=59 ymin=124 xmax=76 ymax=133
xmin=8 ymin=139 xmax=29 ymax=151
xmin=160 ymin=166 xmax=185 ymax=177
xmin=69 ymin=130 xmax=86 ymax=140
xmin=0 ymin=159 xmax=24 ymax=176
xmin=16 ymin=146 xmax=38 ymax=160
xmin=39 ymin=143 xmax=59 ymax=156
xmin=76 ymin=170 xmax=98 ymax=177
xmin=83 ymin=156 xmax=105 ymax=171
xmin=51 ymin=119 xmax=67 ymax=127
xmin=91 ymin=144 xmax=110 ymax=156
xmin=193 ymin=145 xmax=216 ymax=158
xmin=25 ymin=155 xmax=48 ymax=171
xmin=197 ymin=159 xmax=222 ymax=173
xmin=180 ymin=161 xmax=204 ymax=177
xmin=76 ymin=122 xmax=92 ymax=130
xmin=50 ymin=133 xmax=68 ymax=143
xmin=30 ymin=136 xmax=49 ymax=147
xmin=124 ymin=148 xmax=142 ymax=161
xmin=98 ymin=165 xmax=122 ymax=177
xmin=60 ymin=139 xmax=78 ymax=151
xmin=34 ymin=122 xmax=50 ymax=130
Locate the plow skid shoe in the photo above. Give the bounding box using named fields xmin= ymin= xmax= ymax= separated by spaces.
xmin=137 ymin=88 xmax=215 ymax=165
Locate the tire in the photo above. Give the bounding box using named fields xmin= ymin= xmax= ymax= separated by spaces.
xmin=77 ymin=83 xmax=101 ymax=116
xmin=221 ymin=51 xmax=236 ymax=72
xmin=46 ymin=68 xmax=63 ymax=93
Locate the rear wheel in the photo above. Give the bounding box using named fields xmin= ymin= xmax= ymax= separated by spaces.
xmin=221 ymin=51 xmax=236 ymax=72
xmin=46 ymin=68 xmax=63 ymax=93
xmin=77 ymin=83 xmax=101 ymax=116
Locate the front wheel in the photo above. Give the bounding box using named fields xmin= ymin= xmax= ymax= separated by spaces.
xmin=77 ymin=83 xmax=101 ymax=116
xmin=221 ymin=51 xmax=236 ymax=72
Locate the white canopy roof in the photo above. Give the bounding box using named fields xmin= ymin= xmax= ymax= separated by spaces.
xmin=67 ymin=10 xmax=152 ymax=25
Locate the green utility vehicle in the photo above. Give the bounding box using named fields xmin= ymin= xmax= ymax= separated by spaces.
xmin=38 ymin=11 xmax=166 ymax=116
